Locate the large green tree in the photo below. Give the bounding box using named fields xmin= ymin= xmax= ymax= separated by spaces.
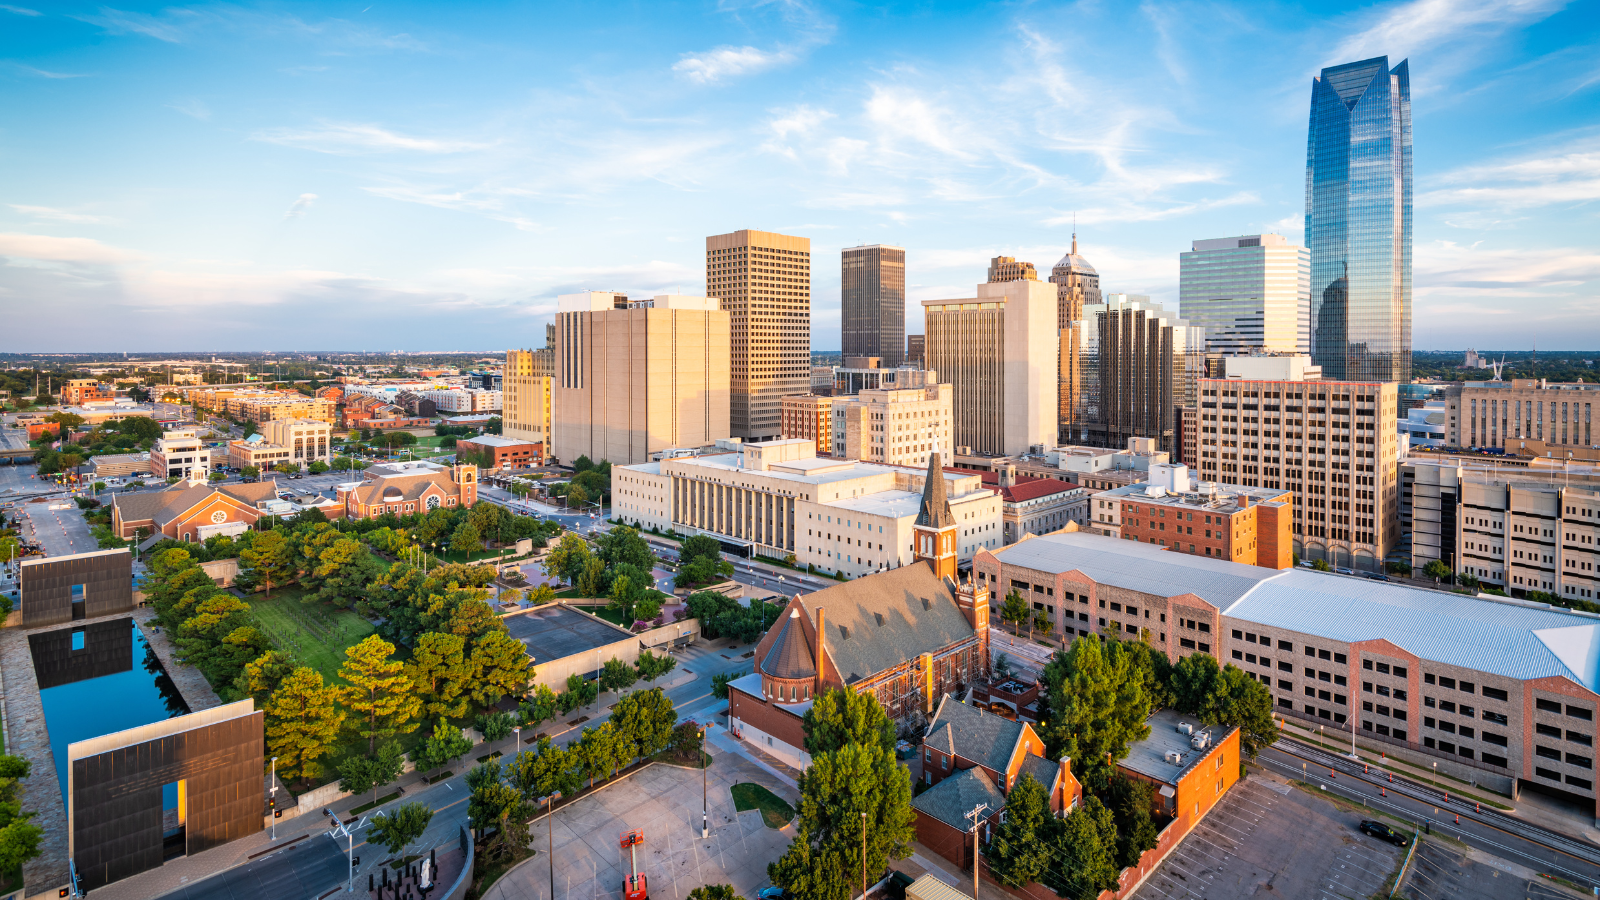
xmin=337 ymin=635 xmax=422 ymax=754
xmin=469 ymin=630 xmax=534 ymax=707
xmin=611 ymin=687 xmax=675 ymax=761
xmin=985 ymin=773 xmax=1054 ymax=888
xmin=543 ymin=533 xmax=592 ymax=586
xmin=596 ymin=524 xmax=655 ymax=570
xmin=802 ymin=688 xmax=895 ymax=755
xmin=263 ymin=667 xmax=346 ymax=786
xmin=406 ymin=632 xmax=472 ymax=719
xmin=1038 ymin=636 xmax=1152 ymax=793
xmin=768 ymin=740 xmax=915 ymax=900
xmin=1050 ymin=796 xmax=1121 ymax=900
xmin=238 ymin=529 xmax=295 ymax=597
xmin=1168 ymin=653 xmax=1280 ymax=757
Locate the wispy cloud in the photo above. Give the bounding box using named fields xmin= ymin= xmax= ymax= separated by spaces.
xmin=1329 ymin=0 xmax=1568 ymax=67
xmin=9 ymin=63 xmax=90 ymax=79
xmin=1422 ymin=136 xmax=1600 ymax=209
xmin=674 ymin=46 xmax=795 ymax=84
xmin=73 ymin=6 xmax=190 ymax=42
xmin=253 ymin=122 xmax=492 ymax=155
xmin=283 ymin=193 xmax=317 ymax=219
xmin=0 ymin=4 xmax=42 ymax=15
xmin=8 ymin=205 xmax=116 ymax=224
xmin=0 ymin=232 xmax=139 ymax=263
xmin=168 ymin=98 xmax=210 ymax=120
xmin=673 ymin=0 xmax=833 ymax=84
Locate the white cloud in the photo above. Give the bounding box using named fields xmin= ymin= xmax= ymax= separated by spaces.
xmin=1328 ymin=0 xmax=1567 ymax=68
xmin=73 ymin=7 xmax=190 ymax=42
xmin=1422 ymin=137 xmax=1600 ymax=210
xmin=252 ymin=122 xmax=492 ymax=155
xmin=0 ymin=5 xmax=42 ymax=15
xmin=169 ymin=98 xmax=210 ymax=120
xmin=0 ymin=233 xmax=139 ymax=263
xmin=9 ymin=63 xmax=89 ymax=78
xmin=283 ymin=193 xmax=318 ymax=219
xmin=8 ymin=205 xmax=116 ymax=224
xmin=674 ymin=46 xmax=794 ymax=84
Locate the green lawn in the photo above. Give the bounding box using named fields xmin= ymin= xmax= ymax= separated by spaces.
xmin=248 ymin=590 xmax=377 ymax=684
xmin=731 ymin=782 xmax=794 ymax=829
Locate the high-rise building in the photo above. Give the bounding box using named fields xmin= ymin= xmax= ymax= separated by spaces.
xmin=1075 ymin=294 xmax=1206 ymax=453
xmin=1180 ymin=234 xmax=1311 ymax=355
xmin=906 ymin=335 xmax=925 ymax=368
xmin=706 ymin=230 xmax=812 ymax=442
xmin=1306 ymin=56 xmax=1413 ymax=383
xmin=830 ymin=380 xmax=953 ymax=467
xmin=503 ymin=348 xmax=553 ymax=449
xmin=552 ymin=292 xmax=730 ymax=466
xmin=986 ymin=256 xmax=1037 ymax=283
xmin=1193 ymin=375 xmax=1399 ymax=572
xmin=923 ymin=279 xmax=1058 ymax=457
xmin=841 ymin=245 xmax=906 ymax=367
xmin=781 ymin=394 xmax=833 ymax=456
xmin=1049 ymin=233 xmax=1100 ymax=328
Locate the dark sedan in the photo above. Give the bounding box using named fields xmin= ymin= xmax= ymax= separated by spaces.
xmin=1359 ymin=820 xmax=1410 ymax=847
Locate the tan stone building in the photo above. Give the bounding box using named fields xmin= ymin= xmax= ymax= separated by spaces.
xmin=829 ymin=380 xmax=953 ymax=467
xmin=1193 ymin=376 xmax=1398 ymax=572
xmin=263 ymin=418 xmax=331 ymax=466
xmin=1444 ymin=379 xmax=1600 ymax=453
xmin=228 ymin=395 xmax=336 ymax=424
xmin=553 ymin=292 xmax=731 ymax=466
xmin=985 ymin=256 xmax=1037 ymax=283
xmin=780 ymin=394 xmax=832 ymax=456
xmin=502 ymin=349 xmax=553 ymax=447
xmin=706 ymin=229 xmax=811 ymax=442
xmin=922 ymin=279 xmax=1059 ymax=457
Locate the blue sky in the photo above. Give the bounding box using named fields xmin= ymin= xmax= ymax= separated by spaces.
xmin=1 ymin=0 xmax=1596 ymax=353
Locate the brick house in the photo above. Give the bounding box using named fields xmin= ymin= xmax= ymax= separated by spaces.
xmin=336 ymin=461 xmax=478 ymax=519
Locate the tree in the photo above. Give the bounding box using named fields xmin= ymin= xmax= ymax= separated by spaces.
xmin=469 ymin=630 xmax=535 ymax=707
xmin=1422 ymin=559 xmax=1451 ymax=581
xmin=768 ymin=740 xmax=915 ymax=900
xmin=238 ymin=529 xmax=294 ymax=597
xmin=337 ymin=635 xmax=423 ymax=754
xmin=802 ymin=688 xmax=895 ymax=755
xmin=308 ymin=460 xmax=330 ymax=474
xmin=308 ymin=538 xmax=383 ymax=608
xmin=611 ymin=687 xmax=675 ymax=761
xmin=1001 ymin=589 xmax=1029 ymax=637
xmin=241 ymin=465 xmax=260 ymax=479
xmin=450 ymin=519 xmax=484 ymax=555
xmin=520 ymin=684 xmax=558 ymax=728
xmin=689 ymin=887 xmax=740 ymax=900
xmin=635 ymin=649 xmax=676 ymax=682
xmin=711 ymin=669 xmax=746 ymax=701
xmin=1106 ymin=775 xmax=1159 ymax=868
xmin=368 ymin=802 xmax=435 ymax=856
xmin=1168 ymin=654 xmax=1279 ymax=758
xmin=233 ymin=650 xmax=295 ymax=705
xmin=475 ymin=710 xmax=515 ymax=743
xmin=574 ymin=721 xmax=629 ymax=785
xmin=264 ymin=667 xmax=346 ymax=786
xmin=572 ymin=455 xmax=594 ymax=473
xmin=1312 ymin=558 xmax=1331 ymax=572
xmin=558 ymin=673 xmax=597 ymax=713
xmin=0 ymin=754 xmax=42 ymax=880
xmin=338 ymin=740 xmax=406 ymax=808
xmin=985 ymin=773 xmax=1054 ymax=888
xmin=600 ymin=657 xmax=638 ymax=694
xmin=1037 ymin=636 xmax=1152 ymax=793
xmin=1050 ymin=796 xmax=1121 ymax=900
xmin=504 ymin=737 xmax=581 ymax=801
xmin=413 ymin=719 xmax=474 ymax=778
xmin=406 ymin=632 xmax=472 ymax=719
xmin=596 ymin=525 xmax=654 ymax=570
xmin=543 ymin=533 xmax=592 ymax=585
xmin=676 ymin=535 xmax=733 ymax=587
xmin=565 ymin=483 xmax=590 ymax=510
xmin=240 ymin=421 xmax=258 ymax=438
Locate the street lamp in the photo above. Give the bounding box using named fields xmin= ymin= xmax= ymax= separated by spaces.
xmin=324 ymin=808 xmax=355 ymax=893
xmin=269 ymin=756 xmax=278 ymax=841
xmin=513 ymin=725 xmax=521 ymax=757
xmin=701 ymin=724 xmax=710 ymax=838
xmin=545 ymin=791 xmax=562 ymax=900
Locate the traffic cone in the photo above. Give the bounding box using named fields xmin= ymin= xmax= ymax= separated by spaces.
xmin=1388 ymin=773 xmax=1393 ymax=783
xmin=1454 ymin=814 xmax=1460 ymax=825
xmin=1381 ymin=787 xmax=1386 ymax=797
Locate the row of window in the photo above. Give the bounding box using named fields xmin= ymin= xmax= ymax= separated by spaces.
xmin=1534 ymin=744 xmax=1593 ymax=768
xmin=1536 ymin=697 xmax=1594 ymax=720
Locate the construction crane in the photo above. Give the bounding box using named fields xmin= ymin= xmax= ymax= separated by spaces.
xmin=621 ymin=829 xmax=649 ymax=900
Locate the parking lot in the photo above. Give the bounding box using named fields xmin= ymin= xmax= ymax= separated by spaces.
xmin=1133 ymin=773 xmax=1405 ymax=900
xmin=1401 ymin=840 xmax=1578 ymax=900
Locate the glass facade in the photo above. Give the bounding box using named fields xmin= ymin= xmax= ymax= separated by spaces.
xmin=1179 ymin=234 xmax=1311 ymax=355
xmin=841 ymin=244 xmax=906 ymax=367
xmin=1305 ymin=56 xmax=1412 ymax=384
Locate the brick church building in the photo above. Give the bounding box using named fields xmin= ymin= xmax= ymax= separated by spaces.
xmin=727 ymin=451 xmax=993 ymax=769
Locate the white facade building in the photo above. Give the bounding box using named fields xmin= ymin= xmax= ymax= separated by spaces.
xmin=614 ymin=438 xmax=1001 ymax=578
xmin=829 ymin=381 xmax=954 ymax=467
xmin=423 ymin=388 xmax=502 ymax=413
xmin=1179 ymin=234 xmax=1311 ymax=355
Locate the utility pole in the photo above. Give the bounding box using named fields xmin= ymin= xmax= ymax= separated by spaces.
xmin=860 ymin=811 xmax=868 ymax=900
xmin=964 ymin=803 xmax=989 ymax=900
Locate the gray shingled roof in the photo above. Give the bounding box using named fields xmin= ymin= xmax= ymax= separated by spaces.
xmin=911 ymin=766 xmax=1007 ymax=830
xmin=114 ymin=479 xmax=279 ymax=526
xmin=761 ymin=608 xmax=817 ymax=679
xmin=1016 ymin=754 xmax=1058 ymax=791
xmin=990 ymin=531 xmax=1277 ymax=607
xmin=915 ymin=450 xmax=955 ymax=529
xmin=796 ymin=563 xmax=974 ymax=684
xmin=925 ymin=696 xmax=1024 ymax=775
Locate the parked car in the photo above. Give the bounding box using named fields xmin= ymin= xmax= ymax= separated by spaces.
xmin=758 ymin=889 xmax=790 ymax=900
xmin=1359 ymin=820 xmax=1410 ymax=847
xmin=1366 ymin=573 xmax=1391 ymax=582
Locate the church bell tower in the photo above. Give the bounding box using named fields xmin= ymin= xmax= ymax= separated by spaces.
xmin=912 ymin=449 xmax=958 ymax=581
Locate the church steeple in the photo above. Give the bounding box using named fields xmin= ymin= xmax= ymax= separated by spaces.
xmin=913 ymin=449 xmax=958 ymax=580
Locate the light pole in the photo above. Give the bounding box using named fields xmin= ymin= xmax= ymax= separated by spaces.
xmin=324 ymin=808 xmax=355 ymax=893
xmin=701 ymin=725 xmax=710 ymax=838
xmin=860 ymin=811 xmax=868 ymax=900
xmin=545 ymin=791 xmax=562 ymax=900
xmin=513 ymin=725 xmax=521 ymax=757
xmin=269 ymin=756 xmax=278 ymax=840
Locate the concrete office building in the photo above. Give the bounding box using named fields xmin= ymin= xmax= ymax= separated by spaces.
xmin=1401 ymin=456 xmax=1600 ymax=601
xmin=986 ymin=256 xmax=1037 ymax=283
xmin=1050 ymin=234 xmax=1100 ymax=442
xmin=613 ymin=441 xmax=1001 ymax=578
xmin=1179 ymin=235 xmax=1311 ymax=355
xmin=262 ymin=418 xmax=331 ymax=466
xmin=553 ymin=292 xmax=731 ymax=466
xmin=974 ymin=530 xmax=1600 ymax=819
xmin=149 ymin=429 xmax=210 ymax=482
xmin=1193 ymin=375 xmax=1399 ymax=572
xmin=706 ymin=229 xmax=812 ymax=442
xmin=503 ymin=348 xmax=553 ymax=447
xmin=830 ymin=380 xmax=954 ymax=467
xmin=841 ymin=245 xmax=906 ymax=367
xmin=781 ymin=394 xmax=833 ymax=456
xmin=831 ymin=360 xmax=939 ymax=397
xmin=1076 ymin=293 xmax=1206 ymax=453
xmin=923 ymin=279 xmax=1059 ymax=458
xmin=1089 ymin=463 xmax=1295 ymax=569
xmin=1443 ymin=380 xmax=1600 ymax=455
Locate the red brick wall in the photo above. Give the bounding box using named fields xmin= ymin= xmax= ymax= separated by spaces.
xmin=728 ymin=686 xmax=807 ymax=751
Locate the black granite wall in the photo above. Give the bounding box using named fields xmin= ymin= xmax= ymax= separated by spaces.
xmin=19 ymin=550 xmax=134 ymax=627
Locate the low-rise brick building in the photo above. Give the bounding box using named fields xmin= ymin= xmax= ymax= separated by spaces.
xmin=336 ymin=460 xmax=478 ymax=519
xmin=111 ymin=479 xmax=283 ymax=543
xmin=1091 ymin=462 xmax=1293 ymax=569
xmin=457 ymin=434 xmax=543 ymax=469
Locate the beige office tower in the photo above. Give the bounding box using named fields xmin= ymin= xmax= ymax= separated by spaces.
xmin=923 ymin=279 xmax=1059 ymax=457
xmin=986 ymin=256 xmax=1037 ymax=283
xmin=1193 ymin=374 xmax=1398 ymax=572
xmin=503 ymin=349 xmax=553 ymax=447
xmin=706 ymin=229 xmax=812 ymax=442
xmin=830 ymin=379 xmax=953 ymax=466
xmin=1049 ymin=232 xmax=1101 ymax=328
xmin=552 ymin=292 xmax=731 ymax=466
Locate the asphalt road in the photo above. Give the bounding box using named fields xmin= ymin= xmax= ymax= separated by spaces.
xmin=20 ymin=501 xmax=94 ymax=557
xmin=1258 ymin=741 xmax=1600 ymax=891
xmin=153 ymin=836 xmax=349 ymax=900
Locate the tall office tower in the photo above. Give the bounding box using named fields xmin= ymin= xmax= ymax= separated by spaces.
xmin=552 ymin=292 xmax=730 ymax=466
xmin=1306 ymin=56 xmax=1412 ymax=383
xmin=502 ymin=348 xmax=553 ymax=448
xmin=1078 ymin=293 xmax=1206 ymax=453
xmin=1180 ymin=234 xmax=1311 ymax=354
xmin=706 ymin=230 xmax=812 ymax=442
xmin=923 ymin=279 xmax=1058 ymax=457
xmin=906 ymin=334 xmax=925 ymax=367
xmin=986 ymin=256 xmax=1037 ymax=283
xmin=1049 ymin=233 xmax=1101 ymax=328
xmin=1193 ymin=372 xmax=1398 ymax=572
xmin=841 ymin=245 xmax=906 ymax=367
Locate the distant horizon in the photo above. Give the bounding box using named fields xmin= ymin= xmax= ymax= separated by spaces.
xmin=4 ymin=347 xmax=1600 ymax=360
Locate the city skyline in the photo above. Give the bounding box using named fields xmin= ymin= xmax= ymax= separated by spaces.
xmin=0 ymin=0 xmax=1596 ymax=352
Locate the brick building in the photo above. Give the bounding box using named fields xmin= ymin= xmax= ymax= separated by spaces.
xmin=1090 ymin=462 xmax=1294 ymax=569
xmin=780 ymin=394 xmax=832 ymax=456
xmin=111 ymin=480 xmax=284 ymax=543
xmin=457 ymin=434 xmax=543 ymax=469
xmin=336 ymin=460 xmax=478 ymax=519
xmin=63 ymin=379 xmax=115 ymax=406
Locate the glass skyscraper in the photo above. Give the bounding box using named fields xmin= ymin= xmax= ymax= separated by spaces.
xmin=1179 ymin=234 xmax=1310 ymax=355
xmin=841 ymin=244 xmax=906 ymax=366
xmin=1305 ymin=56 xmax=1412 ymax=384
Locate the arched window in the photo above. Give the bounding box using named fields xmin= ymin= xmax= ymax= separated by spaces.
xmin=426 ymin=496 xmax=441 ymax=510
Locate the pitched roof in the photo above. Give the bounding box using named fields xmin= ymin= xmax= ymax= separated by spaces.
xmin=1017 ymin=754 xmax=1058 ymax=790
xmin=911 ymin=766 xmax=1006 ymax=830
xmin=113 ymin=479 xmax=279 ymax=525
xmin=761 ymin=608 xmax=817 ymax=679
xmin=348 ymin=471 xmax=455 ymax=505
xmin=1000 ymin=480 xmax=1077 ymax=503
xmin=795 ymin=563 xmax=974 ymax=684
xmin=925 ymin=696 xmax=1025 ymax=774
xmin=915 ymin=450 xmax=954 ymax=529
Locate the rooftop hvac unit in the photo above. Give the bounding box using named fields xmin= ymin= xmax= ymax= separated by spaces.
xmin=1177 ymin=722 xmax=1193 ymax=735
xmin=1164 ymin=750 xmax=1184 ymax=766
xmin=1190 ymin=732 xmax=1210 ymax=750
